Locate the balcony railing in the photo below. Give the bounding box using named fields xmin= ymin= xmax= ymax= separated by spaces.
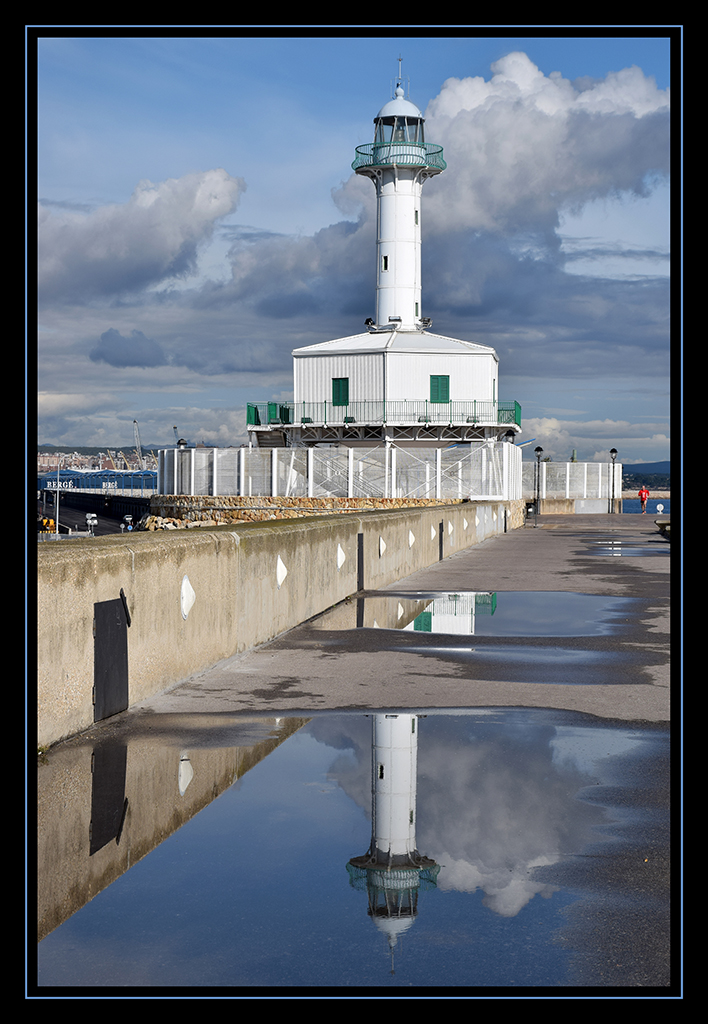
xmin=352 ymin=142 xmax=446 ymax=172
xmin=247 ymin=400 xmax=521 ymax=428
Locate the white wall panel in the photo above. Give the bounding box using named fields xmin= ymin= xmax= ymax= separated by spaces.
xmin=385 ymin=352 xmax=497 ymax=402
xmin=294 ymin=353 xmax=384 ymax=403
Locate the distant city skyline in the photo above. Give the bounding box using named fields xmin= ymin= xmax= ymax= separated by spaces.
xmin=36 ymin=29 xmax=675 ymax=463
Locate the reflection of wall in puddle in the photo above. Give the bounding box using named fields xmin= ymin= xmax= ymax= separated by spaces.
xmin=37 ymin=717 xmax=308 ymax=942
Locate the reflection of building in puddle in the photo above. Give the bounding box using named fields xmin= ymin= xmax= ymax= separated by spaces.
xmin=314 ymin=592 xmax=496 ymax=633
xmin=347 ymin=714 xmax=439 ymax=971
xmin=404 ymin=592 xmax=496 ymax=635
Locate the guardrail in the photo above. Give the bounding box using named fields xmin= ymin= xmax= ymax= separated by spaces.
xmin=352 ymin=142 xmax=446 ymax=171
xmin=247 ymin=400 xmax=521 ymax=427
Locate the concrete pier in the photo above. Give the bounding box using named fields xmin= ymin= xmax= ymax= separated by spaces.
xmin=38 ymin=500 xmax=520 ymax=747
xmin=127 ymin=513 xmax=670 ymax=726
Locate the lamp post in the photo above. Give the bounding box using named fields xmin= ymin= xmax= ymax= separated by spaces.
xmin=534 ymin=446 xmax=543 ymax=527
xmin=609 ymin=448 xmax=618 ymax=513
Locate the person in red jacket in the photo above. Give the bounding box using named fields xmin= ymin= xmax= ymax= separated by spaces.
xmin=638 ymin=486 xmax=650 ymax=513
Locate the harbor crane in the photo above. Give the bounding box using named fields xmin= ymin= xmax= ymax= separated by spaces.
xmin=133 ymin=420 xmax=145 ymax=470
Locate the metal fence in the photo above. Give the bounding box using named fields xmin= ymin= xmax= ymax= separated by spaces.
xmin=247 ymin=399 xmax=521 ymax=428
xmin=158 ymin=442 xmax=523 ymax=501
xmin=522 ymin=461 xmax=622 ymax=500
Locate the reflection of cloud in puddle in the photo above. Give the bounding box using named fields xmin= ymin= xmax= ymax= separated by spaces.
xmin=312 ymin=714 xmax=610 ymax=920
xmin=415 ymin=726 xmax=603 ymax=915
xmin=550 ymin=725 xmax=641 ymax=773
xmin=402 ymin=645 xmax=606 ymax=667
xmin=435 ymin=852 xmax=561 ymax=916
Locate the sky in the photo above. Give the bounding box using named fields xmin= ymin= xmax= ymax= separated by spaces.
xmin=34 ymin=28 xmax=676 ymax=463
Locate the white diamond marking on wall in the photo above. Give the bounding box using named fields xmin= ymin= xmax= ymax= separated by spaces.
xmin=180 ymin=575 xmax=196 ymax=620
xmin=337 ymin=544 xmax=346 ymax=570
xmin=276 ymin=555 xmax=288 ymax=589
xmin=409 ymin=530 xmax=415 ymax=547
xmin=379 ymin=536 xmax=387 ymax=557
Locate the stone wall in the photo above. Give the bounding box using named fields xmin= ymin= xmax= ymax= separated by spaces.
xmin=147 ymin=495 xmax=466 ymax=530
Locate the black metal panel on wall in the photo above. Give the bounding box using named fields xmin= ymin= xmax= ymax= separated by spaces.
xmin=93 ymin=593 xmax=130 ymax=722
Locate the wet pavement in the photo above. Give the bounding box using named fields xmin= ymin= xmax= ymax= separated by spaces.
xmin=132 ymin=513 xmax=670 ymax=723
xmin=34 ymin=514 xmax=676 ymax=995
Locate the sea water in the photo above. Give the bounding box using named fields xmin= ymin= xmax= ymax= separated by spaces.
xmin=622 ymin=498 xmax=670 ymax=514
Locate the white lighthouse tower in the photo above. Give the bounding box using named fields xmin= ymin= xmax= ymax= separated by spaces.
xmin=247 ymin=68 xmax=521 ymax=449
xmin=356 ymin=71 xmax=445 ymax=331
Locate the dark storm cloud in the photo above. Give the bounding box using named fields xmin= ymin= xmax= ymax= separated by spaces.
xmin=89 ymin=328 xmax=167 ymax=368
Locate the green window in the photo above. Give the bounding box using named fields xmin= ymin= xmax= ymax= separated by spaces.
xmin=430 ymin=375 xmax=449 ymax=403
xmin=332 ymin=378 xmax=349 ymax=406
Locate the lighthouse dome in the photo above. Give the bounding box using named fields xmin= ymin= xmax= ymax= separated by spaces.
xmin=376 ymin=84 xmax=424 ymax=121
xmin=373 ymin=85 xmax=426 ymax=146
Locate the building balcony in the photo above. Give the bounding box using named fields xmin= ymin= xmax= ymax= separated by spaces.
xmin=247 ymin=399 xmax=521 ymax=429
xmin=352 ymin=142 xmax=446 ymax=172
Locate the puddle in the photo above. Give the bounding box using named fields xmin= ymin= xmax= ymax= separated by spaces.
xmin=310 ymin=592 xmax=639 ymax=637
xmin=36 ymin=709 xmax=670 ymax=991
xmin=585 ymin=540 xmax=669 ymax=557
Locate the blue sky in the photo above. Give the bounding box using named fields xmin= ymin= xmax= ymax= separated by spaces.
xmin=35 ymin=29 xmax=675 ymax=462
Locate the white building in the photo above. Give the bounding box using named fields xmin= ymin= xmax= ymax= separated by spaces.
xmin=248 ymin=75 xmax=521 ymax=449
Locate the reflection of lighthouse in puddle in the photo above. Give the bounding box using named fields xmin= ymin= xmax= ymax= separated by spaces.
xmin=347 ymin=714 xmax=439 ymax=970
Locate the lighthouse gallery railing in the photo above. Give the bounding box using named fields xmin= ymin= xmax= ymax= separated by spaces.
xmin=352 ymin=142 xmax=446 ymax=171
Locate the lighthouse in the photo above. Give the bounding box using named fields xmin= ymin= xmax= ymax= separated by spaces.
xmin=246 ymin=68 xmax=521 ymax=449
xmin=352 ymin=74 xmax=445 ymax=331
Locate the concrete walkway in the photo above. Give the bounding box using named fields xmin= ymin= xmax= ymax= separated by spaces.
xmin=129 ymin=513 xmax=671 ymax=726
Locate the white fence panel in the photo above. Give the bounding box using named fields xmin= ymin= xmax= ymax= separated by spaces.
xmin=158 ymin=442 xmax=523 ymax=501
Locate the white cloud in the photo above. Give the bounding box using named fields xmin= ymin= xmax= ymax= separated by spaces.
xmin=522 ymin=417 xmax=670 ymax=463
xmin=38 ymin=168 xmax=246 ymax=304
xmin=38 ymin=391 xmax=116 ymax=416
xmin=423 ymin=52 xmax=669 ymax=236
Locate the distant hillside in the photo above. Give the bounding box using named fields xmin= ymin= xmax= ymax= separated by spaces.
xmin=622 ymin=461 xmax=670 ymax=489
xmin=622 ymin=461 xmax=670 ymax=475
xmin=38 ymin=444 xmax=160 ymax=455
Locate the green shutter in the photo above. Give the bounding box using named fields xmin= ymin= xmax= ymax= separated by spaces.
xmin=430 ymin=375 xmax=449 ymax=403
xmin=413 ymin=611 xmax=432 ymax=632
xmin=332 ymin=378 xmax=349 ymax=406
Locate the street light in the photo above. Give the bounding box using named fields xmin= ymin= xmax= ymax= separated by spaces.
xmin=609 ymin=448 xmax=618 ymax=513
xmin=534 ymin=446 xmax=543 ymax=527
